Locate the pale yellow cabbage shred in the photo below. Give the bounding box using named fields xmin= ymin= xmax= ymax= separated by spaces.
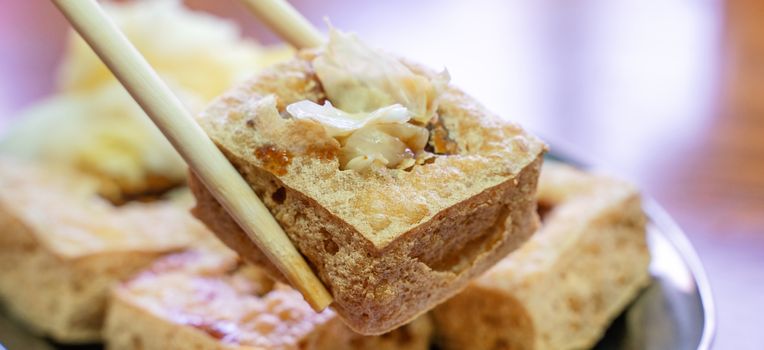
xmin=0 ymin=0 xmax=292 ymax=198
xmin=287 ymin=28 xmax=449 ymax=171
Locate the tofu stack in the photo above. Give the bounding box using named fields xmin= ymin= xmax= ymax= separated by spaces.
xmin=0 ymin=1 xmax=651 ymax=348
xmin=106 ymin=249 xmax=433 ymax=350
xmin=0 ymin=157 xmax=211 ymax=342
xmin=432 ymin=162 xmax=651 ymax=350
xmin=0 ymin=0 xmax=290 ymax=344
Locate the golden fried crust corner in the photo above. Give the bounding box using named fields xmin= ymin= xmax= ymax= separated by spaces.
xmin=190 ymin=55 xmax=546 ymax=334
xmin=0 ymin=157 xmax=207 ymax=343
xmin=104 ymin=250 xmax=434 ymax=350
xmin=431 ymin=162 xmax=652 ymax=350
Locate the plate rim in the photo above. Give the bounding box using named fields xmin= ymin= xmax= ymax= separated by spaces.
xmin=641 ymin=198 xmax=716 ymax=350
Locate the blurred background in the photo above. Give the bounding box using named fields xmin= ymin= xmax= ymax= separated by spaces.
xmin=0 ymin=0 xmax=761 ymax=348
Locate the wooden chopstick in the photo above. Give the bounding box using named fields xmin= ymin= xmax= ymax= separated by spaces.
xmin=51 ymin=0 xmax=333 ymax=311
xmin=240 ymin=0 xmax=324 ymax=49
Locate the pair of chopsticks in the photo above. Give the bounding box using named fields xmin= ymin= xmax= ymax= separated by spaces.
xmin=51 ymin=0 xmax=330 ymax=311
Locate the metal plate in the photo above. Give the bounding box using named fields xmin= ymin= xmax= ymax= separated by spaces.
xmin=0 ymin=151 xmax=715 ymax=350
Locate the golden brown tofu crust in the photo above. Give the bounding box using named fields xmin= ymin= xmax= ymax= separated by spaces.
xmin=190 ymin=52 xmax=546 ymax=334
xmin=0 ymin=158 xmax=209 ymax=343
xmin=432 ymin=162 xmax=652 ymax=350
xmin=104 ymin=250 xmax=434 ymax=350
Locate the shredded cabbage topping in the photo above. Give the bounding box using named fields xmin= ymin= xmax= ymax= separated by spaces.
xmin=286 ymin=28 xmax=450 ymax=171
xmin=286 ymin=101 xmax=410 ymax=137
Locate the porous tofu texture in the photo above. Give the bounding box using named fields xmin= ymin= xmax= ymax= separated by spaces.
xmin=105 ymin=250 xmax=434 ymax=350
xmin=432 ymin=162 xmax=651 ymax=350
xmin=0 ymin=158 xmax=209 ymax=342
xmin=191 ymin=51 xmax=545 ymax=334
